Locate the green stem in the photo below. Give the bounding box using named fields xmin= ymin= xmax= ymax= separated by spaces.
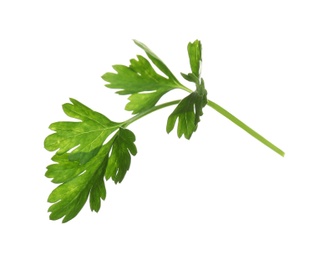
xmin=206 ymin=99 xmax=285 ymax=157
xmin=177 ymin=83 xmax=193 ymax=93
xmin=122 ymin=86 xmax=284 ymax=156
xmin=122 ymin=100 xmax=181 ymax=127
xmin=178 ymin=84 xmax=284 ymax=156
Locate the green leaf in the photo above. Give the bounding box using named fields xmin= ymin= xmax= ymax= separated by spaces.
xmin=46 ymin=128 xmax=137 ymax=222
xmin=180 ymin=72 xmax=199 ymax=84
xmin=187 ymin=40 xmax=202 ymax=79
xmin=105 ymin=128 xmax=137 ymax=184
xmin=167 ymin=40 xmax=207 ymax=139
xmin=133 ymin=39 xmax=180 ymax=83
xmin=166 ymin=79 xmax=207 ymax=139
xmin=44 ymin=98 xmax=120 ymax=164
xmin=44 ymin=98 xmax=138 ymax=222
xmin=46 ymin=144 xmax=110 ymax=223
xmin=102 ymin=55 xmax=179 ymax=114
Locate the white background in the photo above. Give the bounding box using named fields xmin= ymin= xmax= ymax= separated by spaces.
xmin=1 ymin=0 xmax=314 ymax=259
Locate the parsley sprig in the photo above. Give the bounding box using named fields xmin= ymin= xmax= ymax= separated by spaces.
xmin=44 ymin=40 xmax=284 ymax=222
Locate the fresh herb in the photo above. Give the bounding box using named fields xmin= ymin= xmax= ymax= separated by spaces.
xmin=44 ymin=40 xmax=284 ymax=222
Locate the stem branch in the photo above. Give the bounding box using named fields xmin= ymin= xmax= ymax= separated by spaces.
xmin=122 ymin=100 xmax=181 ymax=127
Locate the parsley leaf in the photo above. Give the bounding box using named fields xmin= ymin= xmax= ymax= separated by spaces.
xmin=102 ymin=55 xmax=177 ymax=114
xmin=105 ymin=128 xmax=137 ymax=184
xmin=133 ymin=40 xmax=181 ymax=84
xmin=46 ymin=146 xmax=108 ymax=223
xmin=46 ymin=127 xmax=137 ymax=222
xmin=167 ymin=40 xmax=208 ymax=139
xmin=102 ymin=40 xmax=188 ymax=115
xmin=186 ymin=39 xmax=202 ymax=79
xmin=166 ymin=80 xmax=207 ymax=139
xmin=45 ymin=98 xmax=137 ymax=222
xmin=44 ymin=98 xmax=120 ymax=164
